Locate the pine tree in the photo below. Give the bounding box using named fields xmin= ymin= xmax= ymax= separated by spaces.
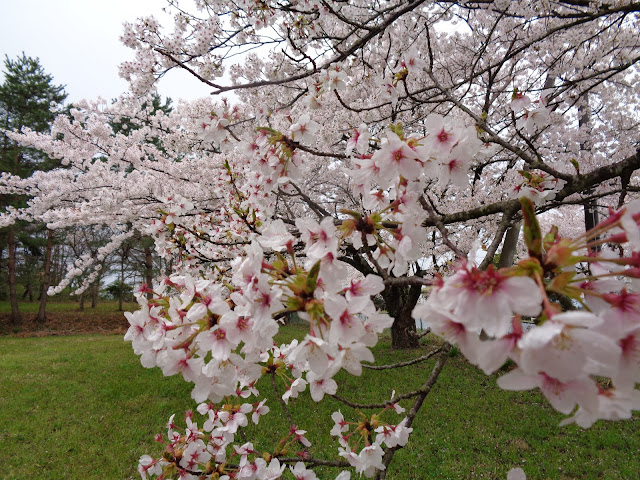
xmin=0 ymin=53 xmax=67 ymax=325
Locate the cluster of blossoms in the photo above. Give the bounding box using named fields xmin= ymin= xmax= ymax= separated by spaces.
xmin=510 ymin=170 xmax=566 ymax=204
xmin=49 ymin=229 xmax=135 ymax=295
xmin=510 ymin=90 xmax=552 ymax=135
xmin=414 ymin=198 xmax=640 ymax=428
xmin=119 ymin=83 xmax=640 ymax=476
xmin=126 ymin=214 xmax=395 ymax=403
xmin=129 ymin=192 xmax=640 ymax=479
xmin=330 ymin=404 xmax=412 ymax=478
xmin=137 ymin=407 xmax=331 ymax=480
xmin=126 ymin=210 xmax=402 ymax=477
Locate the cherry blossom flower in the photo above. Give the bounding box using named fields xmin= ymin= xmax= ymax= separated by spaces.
xmin=498 ymin=368 xmax=599 ymax=415
xmin=330 ymin=410 xmax=349 ymax=437
xmin=282 ymin=377 xmax=308 ymax=404
xmin=324 ymin=295 xmax=367 ymax=346
xmin=424 ymin=114 xmax=462 ymax=158
xmin=252 ymin=399 xmax=270 ymax=424
xmin=307 ymin=370 xmax=338 ymax=401
xmin=516 ymin=103 xmax=551 ymax=134
xmin=258 ymin=219 xmax=295 ymax=251
xmin=372 ymin=132 xmax=421 ymax=181
xmin=434 ymin=264 xmax=542 ymax=337
xmin=510 ymin=92 xmax=531 ymax=112
xmin=518 ymin=311 xmax=620 ymax=382
xmin=354 ymin=444 xmax=386 ymax=478
xmin=290 ymin=462 xmax=318 ymax=480
xmin=559 ymin=387 xmax=640 ymax=428
xmin=296 ymin=216 xmax=339 ymax=261
xmin=345 ymin=124 xmax=370 ymax=156
xmin=375 ymin=417 xmax=412 ymax=448
xmin=290 ymin=114 xmax=320 ymax=144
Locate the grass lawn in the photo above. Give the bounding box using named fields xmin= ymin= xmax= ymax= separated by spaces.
xmin=0 ymin=300 xmax=137 ymax=314
xmin=0 ymin=327 xmax=638 ymax=479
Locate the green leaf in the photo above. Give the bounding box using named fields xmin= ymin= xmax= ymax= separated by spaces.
xmin=306 ymin=260 xmax=321 ymax=293
xmin=570 ymin=158 xmax=580 ymax=174
xmin=518 ymin=169 xmax=533 ymax=181
xmin=388 ymin=123 xmax=404 ymax=139
xmin=520 ymin=197 xmax=542 ymax=259
xmin=543 ymin=225 xmax=559 ymax=251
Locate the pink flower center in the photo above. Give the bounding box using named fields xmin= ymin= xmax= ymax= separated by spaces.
xmin=542 ymin=373 xmax=567 ymax=395
xmin=604 ymin=289 xmax=640 ymax=313
xmin=392 ymin=149 xmax=404 ymax=162
xmin=461 ymin=267 xmax=502 ymax=295
xmin=437 ymin=129 xmax=451 ymax=143
xmin=619 ymin=333 xmax=639 ymax=357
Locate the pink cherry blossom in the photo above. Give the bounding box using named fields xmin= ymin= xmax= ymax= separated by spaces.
xmin=372 ymin=132 xmax=421 ymax=181
xmin=435 ymin=264 xmax=542 ymax=337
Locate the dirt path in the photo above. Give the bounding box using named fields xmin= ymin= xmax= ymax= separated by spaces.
xmin=0 ymin=311 xmax=129 ymax=337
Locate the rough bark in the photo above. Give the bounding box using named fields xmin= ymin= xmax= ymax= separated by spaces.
xmin=118 ymin=253 xmax=126 ymax=311
xmin=144 ymin=244 xmax=153 ymax=300
xmin=7 ymin=226 xmax=22 ymax=325
xmin=36 ymin=229 xmax=53 ymax=323
xmin=498 ymin=222 xmax=522 ymax=268
xmin=383 ymin=283 xmax=422 ymax=349
xmin=91 ymin=282 xmax=98 ymax=309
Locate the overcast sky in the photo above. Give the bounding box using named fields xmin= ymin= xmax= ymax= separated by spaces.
xmin=0 ymin=0 xmax=215 ymax=103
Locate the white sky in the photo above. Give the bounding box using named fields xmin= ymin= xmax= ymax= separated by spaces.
xmin=0 ymin=0 xmax=215 ymax=103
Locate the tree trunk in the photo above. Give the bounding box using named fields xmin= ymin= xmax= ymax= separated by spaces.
xmin=79 ymin=291 xmax=85 ymax=311
xmin=8 ymin=226 xmax=22 ymax=325
xmin=145 ymin=244 xmax=153 ymax=300
xmin=91 ymin=282 xmax=98 ymax=309
xmin=36 ymin=229 xmax=53 ymax=323
xmin=383 ymin=283 xmax=421 ymax=349
xmin=498 ymin=222 xmax=522 ymax=268
xmin=579 ymin=94 xmax=600 ymax=250
xmin=118 ymin=256 xmax=125 ymax=311
xmin=0 ymin=245 xmax=5 ymax=300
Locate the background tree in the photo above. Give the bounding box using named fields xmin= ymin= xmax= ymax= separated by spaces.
xmin=0 ymin=53 xmax=66 ymax=324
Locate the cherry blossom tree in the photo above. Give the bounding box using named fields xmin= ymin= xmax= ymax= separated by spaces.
xmin=2 ymin=1 xmax=640 ymax=479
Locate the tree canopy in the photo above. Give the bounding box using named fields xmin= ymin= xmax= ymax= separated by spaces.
xmin=2 ymin=2 xmax=640 ymax=479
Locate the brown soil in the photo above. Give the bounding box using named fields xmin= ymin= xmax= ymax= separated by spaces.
xmin=0 ymin=311 xmax=129 ymax=337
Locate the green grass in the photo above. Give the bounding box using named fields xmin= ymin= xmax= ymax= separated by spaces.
xmin=0 ymin=329 xmax=638 ymax=479
xmin=0 ymin=300 xmax=137 ymax=314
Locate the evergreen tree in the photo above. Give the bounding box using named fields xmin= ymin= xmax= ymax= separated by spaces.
xmin=0 ymin=53 xmax=67 ymax=325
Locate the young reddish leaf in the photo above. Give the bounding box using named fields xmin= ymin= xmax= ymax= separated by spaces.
xmin=520 ymin=197 xmax=542 ymax=259
xmin=543 ymin=225 xmax=559 ymax=251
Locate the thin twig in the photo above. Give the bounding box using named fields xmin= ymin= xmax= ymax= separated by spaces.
xmin=419 ymin=195 xmax=465 ymax=258
xmin=375 ymin=346 xmax=451 ymax=479
xmin=271 ymin=372 xmax=294 ymax=427
xmin=331 ymin=347 xmax=446 ymax=409
xmin=278 ymin=457 xmax=350 ymax=468
xmin=364 ymin=347 xmax=442 ymax=370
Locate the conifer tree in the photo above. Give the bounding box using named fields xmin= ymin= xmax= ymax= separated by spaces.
xmin=0 ymin=53 xmax=66 ymax=325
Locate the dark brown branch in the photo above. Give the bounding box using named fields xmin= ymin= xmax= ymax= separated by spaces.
xmin=271 ymin=372 xmax=294 ymax=427
xmin=382 ymin=276 xmax=432 ymax=288
xmin=278 ymin=456 xmax=350 ymax=468
xmin=331 ymin=347 xmax=447 ymax=409
xmin=364 ymin=347 xmax=442 ymax=370
xmin=422 ymin=149 xmax=640 ymax=227
xmin=375 ymin=347 xmax=451 ymax=480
